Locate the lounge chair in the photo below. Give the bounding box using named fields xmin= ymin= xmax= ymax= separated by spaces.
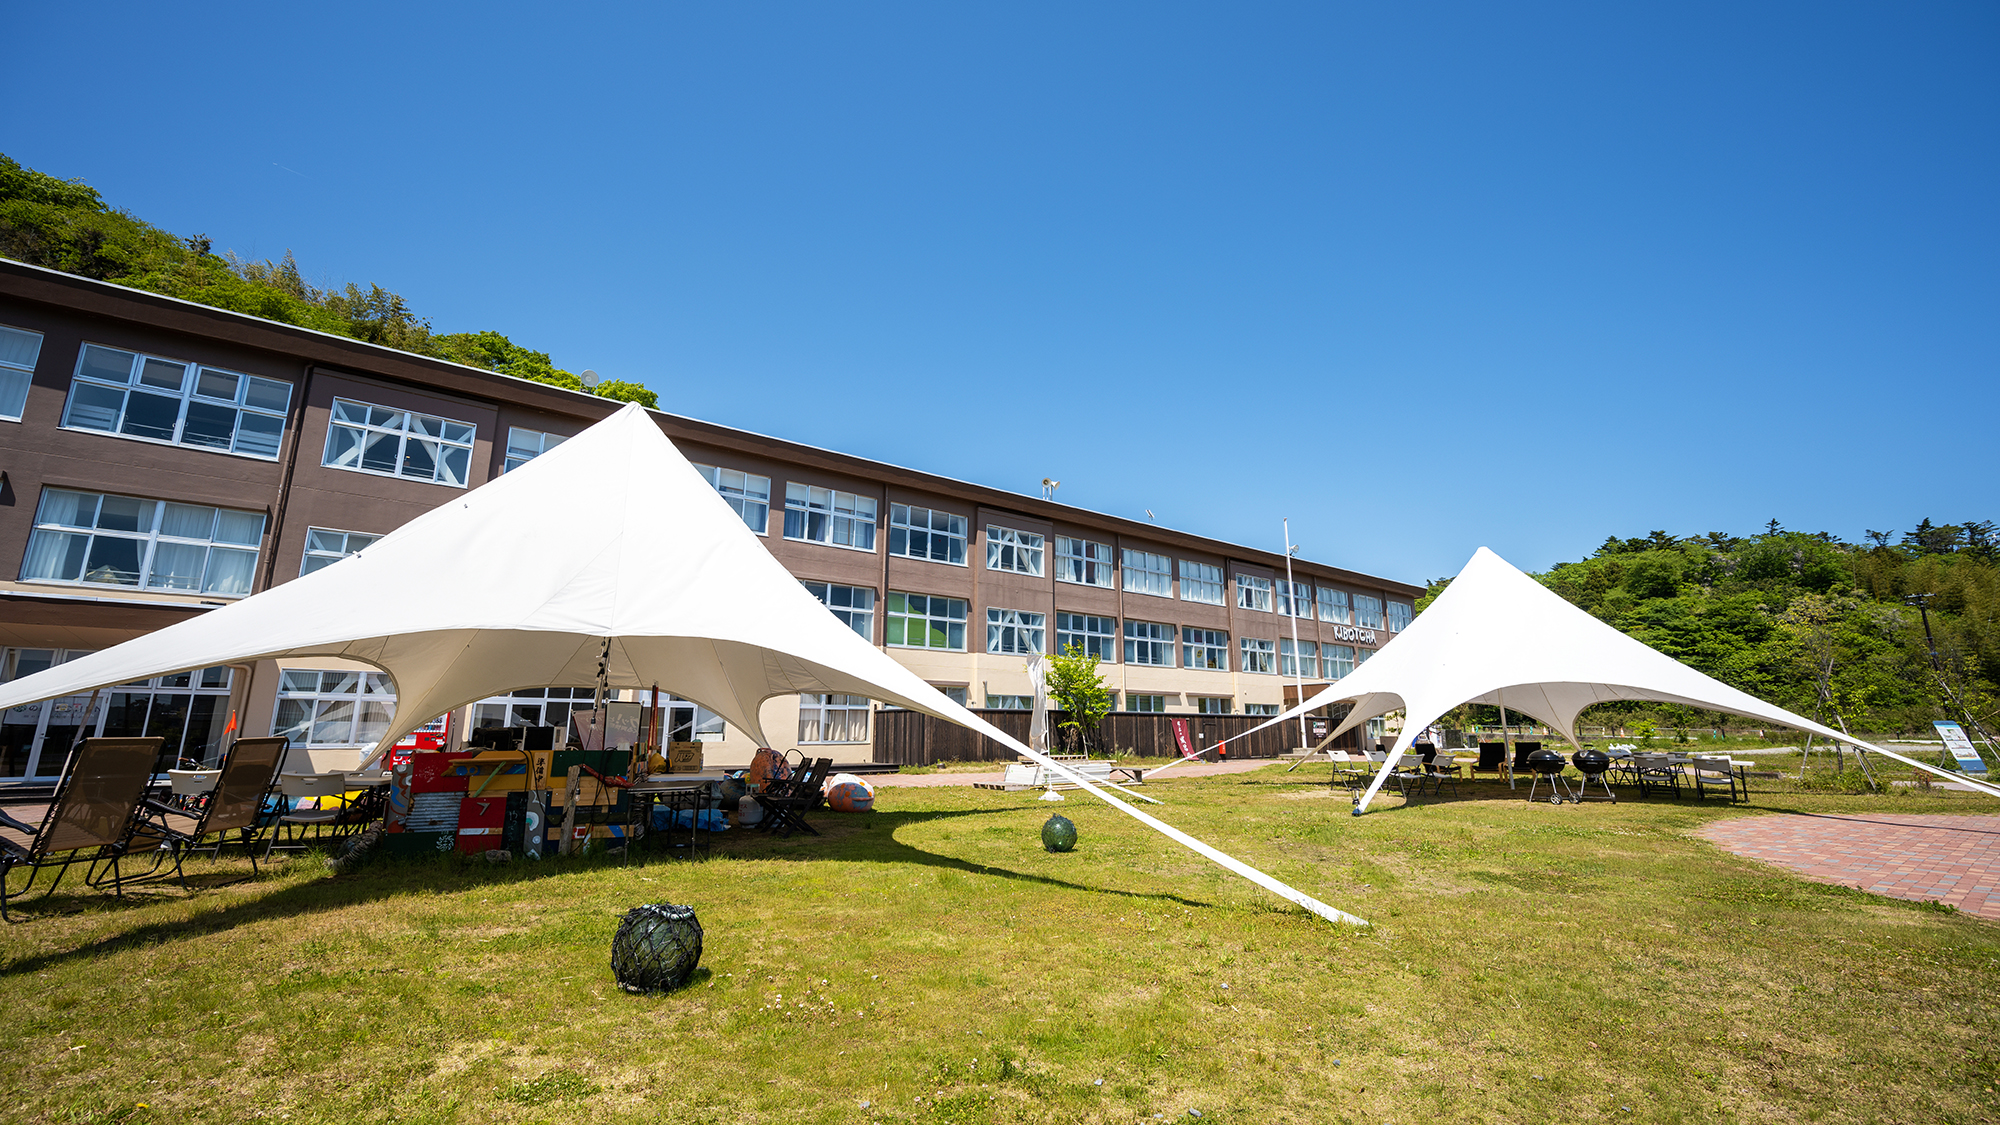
xmin=133 ymin=737 xmax=289 ymax=884
xmin=0 ymin=737 xmax=166 ymax=921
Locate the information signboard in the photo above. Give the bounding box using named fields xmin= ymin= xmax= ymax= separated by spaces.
xmin=1934 ymin=721 xmax=1989 ymax=774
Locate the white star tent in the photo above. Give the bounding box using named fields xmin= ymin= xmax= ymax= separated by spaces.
xmin=1220 ymin=546 xmax=2000 ymax=812
xmin=0 ymin=403 xmax=1363 ymax=923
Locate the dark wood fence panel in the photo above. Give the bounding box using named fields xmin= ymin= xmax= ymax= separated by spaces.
xmin=871 ymin=706 xmax=1357 ymax=766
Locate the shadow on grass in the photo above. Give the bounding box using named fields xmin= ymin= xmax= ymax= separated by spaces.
xmin=0 ymin=807 xmax=1221 ymax=976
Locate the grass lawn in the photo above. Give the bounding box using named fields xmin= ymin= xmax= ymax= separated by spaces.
xmin=2 ymin=766 xmax=1996 ymax=1124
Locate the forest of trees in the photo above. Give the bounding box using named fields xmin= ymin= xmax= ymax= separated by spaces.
xmin=1422 ymin=520 xmax=1999 ymax=738
xmin=0 ymin=154 xmax=656 ymax=408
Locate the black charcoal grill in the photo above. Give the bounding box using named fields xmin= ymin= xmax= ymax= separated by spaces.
xmin=1525 ymin=747 xmax=1574 ymax=805
xmin=1571 ymin=747 xmax=1617 ymax=802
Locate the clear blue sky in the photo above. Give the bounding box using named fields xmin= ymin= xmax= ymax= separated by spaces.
xmin=7 ymin=2 xmax=1995 ymax=584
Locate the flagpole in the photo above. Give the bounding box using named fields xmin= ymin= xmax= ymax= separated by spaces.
xmin=1282 ymin=519 xmax=1308 ymax=756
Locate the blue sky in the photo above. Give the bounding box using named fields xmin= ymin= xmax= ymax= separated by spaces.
xmin=6 ymin=2 xmax=1995 ymax=584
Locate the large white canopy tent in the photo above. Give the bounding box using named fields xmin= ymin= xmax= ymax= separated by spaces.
xmin=1219 ymin=546 xmax=2000 ymax=813
xmin=0 ymin=404 xmax=1362 ymax=924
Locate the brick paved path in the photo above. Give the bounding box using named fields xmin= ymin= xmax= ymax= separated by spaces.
xmin=1697 ymin=813 xmax=2000 ymax=920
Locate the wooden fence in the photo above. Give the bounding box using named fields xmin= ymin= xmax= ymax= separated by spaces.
xmin=870 ymin=706 xmax=1358 ymax=766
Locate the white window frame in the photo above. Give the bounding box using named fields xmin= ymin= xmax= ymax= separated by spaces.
xmin=984 ymin=694 xmax=1033 ymax=711
xmin=1236 ymin=574 xmax=1273 ymax=612
xmin=1239 ymin=637 xmax=1276 ymax=674
xmin=61 ymin=342 xmax=292 ymax=460
xmin=470 ymin=686 xmax=609 ymax=736
xmin=885 ymin=592 xmax=968 ymax=651
xmin=1354 ymin=594 xmax=1386 ymax=631
xmin=322 ymin=397 xmax=475 ymax=487
xmin=505 ymin=427 xmax=567 ymax=473
xmin=696 ymin=464 xmax=771 ymax=534
xmin=22 ymin=488 xmax=266 ymax=598
xmin=1243 ymin=703 xmax=1280 ymax=716
xmin=273 ymin=669 xmax=397 ymax=749
xmin=799 ymin=693 xmax=871 ymax=743
xmin=985 ymin=526 xmax=1044 ymax=576
xmin=1055 ymin=537 xmax=1114 ymax=587
xmin=1123 ymin=549 xmax=1172 ymax=598
xmin=986 ymin=608 xmax=1046 ymax=655
xmin=1055 ymin=611 xmax=1117 ymax=661
xmin=1277 ymin=581 xmax=1313 ymax=618
xmin=0 ymin=323 xmax=44 ymax=421
xmin=802 ymin=581 xmax=875 ymax=641
xmin=300 ymin=527 xmax=381 ymax=577
xmin=1181 ymin=627 xmax=1230 ymax=671
xmin=1123 ymin=619 xmax=1175 ymax=666
xmin=1387 ymin=600 xmax=1414 ymax=632
xmin=1194 ymin=696 xmax=1232 ymax=715
xmin=1178 ymin=560 xmax=1224 ymax=605
xmin=785 ymin=483 xmax=878 ymax=551
xmin=1317 ymin=587 xmax=1351 ymax=624
xmin=1323 ymin=644 xmax=1356 ymax=679
xmin=1126 ymin=694 xmax=1167 ymax=713
xmin=888 ymin=503 xmax=968 ymax=565
xmin=1279 ymin=638 xmax=1318 ymax=678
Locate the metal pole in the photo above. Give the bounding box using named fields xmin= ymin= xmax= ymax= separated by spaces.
xmin=1282 ymin=519 xmax=1308 ymax=756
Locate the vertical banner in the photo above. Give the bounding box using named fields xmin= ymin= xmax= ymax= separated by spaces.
xmin=1170 ymin=717 xmax=1198 ymax=759
xmin=1934 ymin=721 xmax=1989 ymax=773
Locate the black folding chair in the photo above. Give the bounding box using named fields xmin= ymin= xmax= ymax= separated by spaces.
xmin=759 ymin=757 xmax=832 ymax=838
xmin=133 ymin=736 xmax=289 ymax=884
xmin=1 ymin=737 xmax=166 ymax=921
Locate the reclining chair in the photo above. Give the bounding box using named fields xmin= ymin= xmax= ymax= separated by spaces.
xmin=133 ymin=737 xmax=289 ymax=884
xmin=0 ymin=737 xmax=166 ymax=921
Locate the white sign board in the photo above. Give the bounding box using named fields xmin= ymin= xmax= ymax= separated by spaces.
xmin=1934 ymin=721 xmax=1988 ymax=774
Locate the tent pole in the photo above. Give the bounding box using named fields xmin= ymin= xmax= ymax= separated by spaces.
xmin=1498 ymin=688 xmax=1515 ymax=789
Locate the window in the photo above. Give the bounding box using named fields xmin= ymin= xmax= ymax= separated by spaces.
xmin=1317 ymin=587 xmax=1351 ymax=624
xmin=1124 ymin=620 xmax=1175 ymax=666
xmin=1357 ymin=648 xmax=1374 ymax=665
xmin=97 ymin=666 xmax=235 ymax=768
xmin=1179 ymin=560 xmax=1224 ymax=605
xmin=1194 ymin=696 xmax=1232 ymax=715
xmin=1323 ymin=644 xmax=1356 ymax=679
xmin=985 ymin=694 xmax=1032 ymax=711
xmin=1280 ymin=638 xmax=1318 ymax=678
xmin=1354 ymin=594 xmax=1386 ymax=630
xmin=62 ymin=344 xmax=292 ymax=458
xmin=1387 ymin=600 xmax=1413 ymax=632
xmin=1055 ymin=612 xmax=1117 ymax=661
xmin=888 ymin=503 xmax=967 ymax=564
xmin=802 ymin=581 xmax=875 ymax=641
xmin=1243 ymin=703 xmax=1280 ymax=716
xmin=274 ymin=670 xmax=396 ymax=749
xmin=1277 ymin=581 xmax=1313 ymax=618
xmin=986 ymin=608 xmax=1046 ymax=655
xmin=1236 ymin=574 xmax=1272 ymax=612
xmin=1239 ymin=637 xmax=1276 ymax=674
xmin=1123 ymin=550 xmax=1172 ymax=597
xmin=0 ymin=324 xmax=43 ymax=420
xmin=785 ymin=484 xmax=877 ymax=550
xmin=934 ymin=684 xmax=969 ymax=706
xmin=1127 ymin=694 xmax=1167 ymax=713
xmin=886 ymin=592 xmax=967 ymax=650
xmin=696 ymin=464 xmax=771 ymax=533
xmin=505 ymin=427 xmax=566 ymax=473
xmin=323 ymin=398 xmax=474 ymax=487
xmin=986 ymin=526 xmax=1044 ymax=576
xmin=470 ymin=686 xmax=611 ymax=735
xmin=1181 ymin=627 xmax=1230 ymax=671
xmin=23 ymin=489 xmax=265 ymax=597
xmin=1055 ymin=537 xmax=1114 ymax=587
xmin=301 ymin=527 xmax=381 ymax=576
xmin=799 ymin=693 xmax=871 ymax=743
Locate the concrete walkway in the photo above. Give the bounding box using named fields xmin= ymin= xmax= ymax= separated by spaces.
xmin=871 ymin=758 xmax=1277 ymax=789
xmin=1697 ymin=813 xmax=2000 ymax=920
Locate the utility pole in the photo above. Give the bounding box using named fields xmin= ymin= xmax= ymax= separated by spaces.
xmin=1282 ymin=519 xmax=1309 ymax=756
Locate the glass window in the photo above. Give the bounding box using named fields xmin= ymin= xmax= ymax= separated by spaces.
xmin=505 ymin=427 xmax=567 ymax=473
xmin=1277 ymin=581 xmax=1313 ymax=618
xmin=986 ymin=608 xmax=1045 ymax=655
xmin=785 ymin=483 xmax=878 ymax=550
xmin=1239 ymin=637 xmax=1276 ymax=674
xmin=1122 ymin=550 xmax=1172 ymax=598
xmin=934 ymin=684 xmax=969 ymax=706
xmin=799 ymin=693 xmax=870 ymax=743
xmin=1194 ymin=696 xmax=1232 ymax=715
xmin=1317 ymin=587 xmax=1351 ymax=624
xmin=801 ymin=581 xmax=875 ymax=641
xmin=1387 ymin=600 xmax=1413 ymax=632
xmin=22 ymin=488 xmax=265 ymax=597
xmin=1055 ymin=612 xmax=1117 ymax=661
xmin=1055 ymin=537 xmax=1114 ymax=587
xmin=1323 ymin=644 xmax=1356 ymax=679
xmin=1357 ymin=648 xmax=1374 ymax=665
xmin=1126 ymin=694 xmax=1167 ymax=713
xmin=273 ymin=669 xmax=397 ymax=749
xmin=885 ymin=592 xmax=967 ymax=651
xmin=1280 ymin=638 xmax=1318 ymax=678
xmin=61 ymin=344 xmax=291 ymax=458
xmin=1179 ymin=560 xmax=1224 ymax=604
xmin=1354 ymin=595 xmax=1385 ymax=631
xmin=984 ymin=694 xmax=1032 ymax=711
xmin=986 ymin=526 xmax=1044 ymax=576
xmin=466 ymin=685 xmax=607 ymax=738
xmin=1123 ymin=619 xmax=1175 ymax=666
xmin=695 ymin=463 xmax=771 ymax=533
xmin=1243 ymin=703 xmax=1280 ymax=716
xmin=323 ymin=397 xmax=474 ymax=486
xmin=0 ymin=324 xmax=43 ymax=421
xmin=300 ymin=527 xmax=382 ymax=576
xmin=1236 ymin=574 xmax=1272 ymax=612
xmin=888 ymin=503 xmax=967 ymax=564
xmin=1181 ymin=627 xmax=1229 ymax=671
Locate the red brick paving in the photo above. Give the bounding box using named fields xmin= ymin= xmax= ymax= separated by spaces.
xmin=1697 ymin=813 xmax=2000 ymax=920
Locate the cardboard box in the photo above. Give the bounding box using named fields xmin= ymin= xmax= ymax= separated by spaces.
xmin=667 ymin=741 xmax=704 ymax=774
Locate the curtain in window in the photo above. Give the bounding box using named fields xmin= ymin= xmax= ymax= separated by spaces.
xmin=201 ymin=548 xmax=258 ymax=596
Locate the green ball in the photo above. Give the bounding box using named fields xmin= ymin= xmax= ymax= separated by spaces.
xmin=1042 ymin=814 xmax=1077 ymax=852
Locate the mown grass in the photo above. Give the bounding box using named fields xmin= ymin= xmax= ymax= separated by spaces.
xmin=2 ymin=767 xmax=1996 ymax=1124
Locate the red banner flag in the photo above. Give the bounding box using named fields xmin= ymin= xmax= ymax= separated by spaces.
xmin=1170 ymin=718 xmax=1198 ymax=759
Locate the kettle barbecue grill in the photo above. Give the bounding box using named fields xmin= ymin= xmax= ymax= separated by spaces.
xmin=1570 ymin=747 xmax=1616 ymax=802
xmin=1524 ymin=747 xmax=1574 ymax=805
